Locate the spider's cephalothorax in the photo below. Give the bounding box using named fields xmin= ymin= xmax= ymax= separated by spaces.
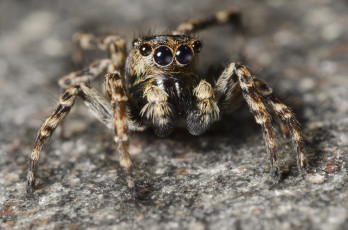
xmin=126 ymin=35 xmax=216 ymax=137
xmin=27 ymin=8 xmax=308 ymax=196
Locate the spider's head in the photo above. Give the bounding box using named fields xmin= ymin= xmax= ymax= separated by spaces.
xmin=126 ymin=35 xmax=202 ymax=80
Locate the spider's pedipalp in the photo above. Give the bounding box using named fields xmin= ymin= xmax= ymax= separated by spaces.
xmin=187 ymin=80 xmax=219 ymax=135
xmin=140 ymin=82 xmax=174 ymax=137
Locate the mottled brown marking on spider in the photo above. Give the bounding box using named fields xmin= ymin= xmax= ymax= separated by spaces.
xmin=27 ymin=8 xmax=308 ymax=196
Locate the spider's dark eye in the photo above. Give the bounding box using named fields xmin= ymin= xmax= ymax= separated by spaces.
xmin=175 ymin=45 xmax=193 ymax=65
xmin=154 ymin=46 xmax=173 ymax=66
xmin=139 ymin=44 xmax=152 ymax=56
xmin=132 ymin=39 xmax=139 ymax=47
xmin=192 ymin=40 xmax=202 ymax=53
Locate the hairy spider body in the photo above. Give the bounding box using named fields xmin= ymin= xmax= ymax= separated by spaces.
xmin=127 ymin=35 xmax=207 ymax=137
xmin=27 ymin=9 xmax=308 ymax=195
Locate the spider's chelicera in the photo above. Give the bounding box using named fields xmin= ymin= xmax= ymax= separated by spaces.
xmin=27 ymin=9 xmax=308 ymax=195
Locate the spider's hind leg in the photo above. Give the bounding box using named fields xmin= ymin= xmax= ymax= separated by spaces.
xmin=59 ymin=34 xmax=126 ymax=89
xmin=71 ymin=33 xmax=126 ymax=70
xmin=173 ymin=8 xmax=242 ymax=35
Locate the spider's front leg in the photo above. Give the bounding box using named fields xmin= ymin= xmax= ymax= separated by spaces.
xmin=105 ymin=72 xmax=136 ymax=194
xmin=215 ymin=63 xmax=307 ymax=179
xmin=254 ymin=79 xmax=308 ymax=172
xmin=27 ymin=83 xmax=114 ymax=193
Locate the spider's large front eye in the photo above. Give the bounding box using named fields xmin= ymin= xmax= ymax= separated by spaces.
xmin=176 ymin=45 xmax=193 ymax=65
xmin=154 ymin=46 xmax=173 ymax=66
xmin=139 ymin=44 xmax=152 ymax=56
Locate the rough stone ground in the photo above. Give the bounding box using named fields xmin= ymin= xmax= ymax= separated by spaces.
xmin=1 ymin=0 xmax=347 ymax=229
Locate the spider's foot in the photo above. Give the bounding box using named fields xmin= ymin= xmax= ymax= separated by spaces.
xmin=126 ymin=174 xmax=138 ymax=199
xmin=26 ymin=171 xmax=36 ymax=195
xmin=298 ymin=162 xmax=310 ymax=176
xmin=270 ymin=166 xmax=281 ymax=183
xmin=130 ymin=184 xmax=138 ymax=200
xmin=26 ymin=180 xmax=36 ymax=195
xmin=297 ymin=154 xmax=310 ymax=175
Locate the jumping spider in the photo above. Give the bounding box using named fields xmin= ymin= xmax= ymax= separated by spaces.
xmin=27 ymin=9 xmax=308 ymax=195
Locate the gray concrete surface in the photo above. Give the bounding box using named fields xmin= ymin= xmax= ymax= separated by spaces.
xmin=1 ymin=0 xmax=348 ymax=229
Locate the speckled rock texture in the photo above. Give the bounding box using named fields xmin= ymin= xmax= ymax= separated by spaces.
xmin=1 ymin=0 xmax=347 ymax=229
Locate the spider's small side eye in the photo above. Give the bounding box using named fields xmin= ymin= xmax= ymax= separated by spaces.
xmin=139 ymin=44 xmax=152 ymax=56
xmin=154 ymin=46 xmax=173 ymax=66
xmin=176 ymin=45 xmax=193 ymax=65
xmin=132 ymin=39 xmax=139 ymax=47
xmin=192 ymin=40 xmax=202 ymax=53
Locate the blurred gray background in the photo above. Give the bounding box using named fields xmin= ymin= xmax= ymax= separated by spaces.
xmin=1 ymin=0 xmax=347 ymax=229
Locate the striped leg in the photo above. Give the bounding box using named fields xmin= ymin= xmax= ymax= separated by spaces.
xmin=60 ymin=33 xmax=127 ymax=89
xmin=105 ymin=72 xmax=136 ymax=194
xmin=254 ymin=79 xmax=308 ymax=172
xmin=72 ymin=33 xmax=127 ymax=70
xmin=57 ymin=34 xmax=127 ymax=136
xmin=27 ymin=84 xmax=114 ymax=194
xmin=214 ymin=65 xmax=243 ymax=112
xmin=58 ymin=59 xmax=113 ymax=89
xmin=216 ymin=63 xmax=280 ymax=178
xmin=56 ymin=59 xmax=113 ymax=138
xmin=173 ymin=8 xmax=241 ymax=35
